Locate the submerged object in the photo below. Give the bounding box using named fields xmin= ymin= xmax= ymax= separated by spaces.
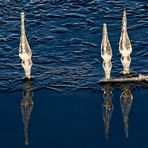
xmin=119 ymin=10 xmax=132 ymax=75
xmin=101 ymin=23 xmax=112 ymax=80
xmin=21 ymin=80 xmax=34 ymax=145
xmin=19 ymin=12 xmax=32 ymax=79
xmin=120 ymin=85 xmax=133 ymax=138
xmin=102 ymin=85 xmax=113 ymax=139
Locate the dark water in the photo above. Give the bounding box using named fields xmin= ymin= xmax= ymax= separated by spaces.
xmin=0 ymin=0 xmax=148 ymax=147
xmin=0 ymin=86 xmax=148 ymax=148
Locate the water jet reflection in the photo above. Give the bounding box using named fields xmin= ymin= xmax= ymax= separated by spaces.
xmin=102 ymin=85 xmax=114 ymax=139
xmin=101 ymin=84 xmax=133 ymax=139
xmin=21 ymin=80 xmax=34 ymax=145
xmin=120 ymin=84 xmax=133 ymax=138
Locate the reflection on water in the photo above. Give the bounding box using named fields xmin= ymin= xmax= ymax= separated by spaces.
xmin=102 ymin=85 xmax=113 ymax=139
xmin=21 ymin=80 xmax=34 ymax=145
xmin=120 ymin=84 xmax=133 ymax=138
xmin=102 ymin=84 xmax=133 ymax=139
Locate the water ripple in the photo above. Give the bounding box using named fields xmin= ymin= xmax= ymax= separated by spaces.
xmin=0 ymin=0 xmax=147 ymax=92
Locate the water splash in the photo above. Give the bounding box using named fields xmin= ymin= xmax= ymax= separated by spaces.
xmin=101 ymin=23 xmax=112 ymax=80
xmin=19 ymin=12 xmax=32 ymax=79
xmin=119 ymin=10 xmax=132 ymax=75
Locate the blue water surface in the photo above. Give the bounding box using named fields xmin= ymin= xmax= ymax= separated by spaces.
xmin=0 ymin=0 xmax=148 ymax=147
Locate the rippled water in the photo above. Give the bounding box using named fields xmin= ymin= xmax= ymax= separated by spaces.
xmin=0 ymin=1 xmax=148 ymax=148
xmin=0 ymin=0 xmax=147 ymax=92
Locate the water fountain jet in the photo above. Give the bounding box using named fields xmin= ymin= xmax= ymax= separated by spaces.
xmin=19 ymin=12 xmax=32 ymax=80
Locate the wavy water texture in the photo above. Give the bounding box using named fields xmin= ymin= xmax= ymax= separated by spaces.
xmin=0 ymin=0 xmax=147 ymax=92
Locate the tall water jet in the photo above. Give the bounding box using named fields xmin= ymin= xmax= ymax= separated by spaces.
xmin=21 ymin=80 xmax=34 ymax=145
xmin=101 ymin=23 xmax=112 ymax=80
xmin=119 ymin=10 xmax=132 ymax=75
xmin=102 ymin=85 xmax=113 ymax=139
xmin=120 ymin=85 xmax=133 ymax=138
xmin=19 ymin=12 xmax=32 ymax=80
